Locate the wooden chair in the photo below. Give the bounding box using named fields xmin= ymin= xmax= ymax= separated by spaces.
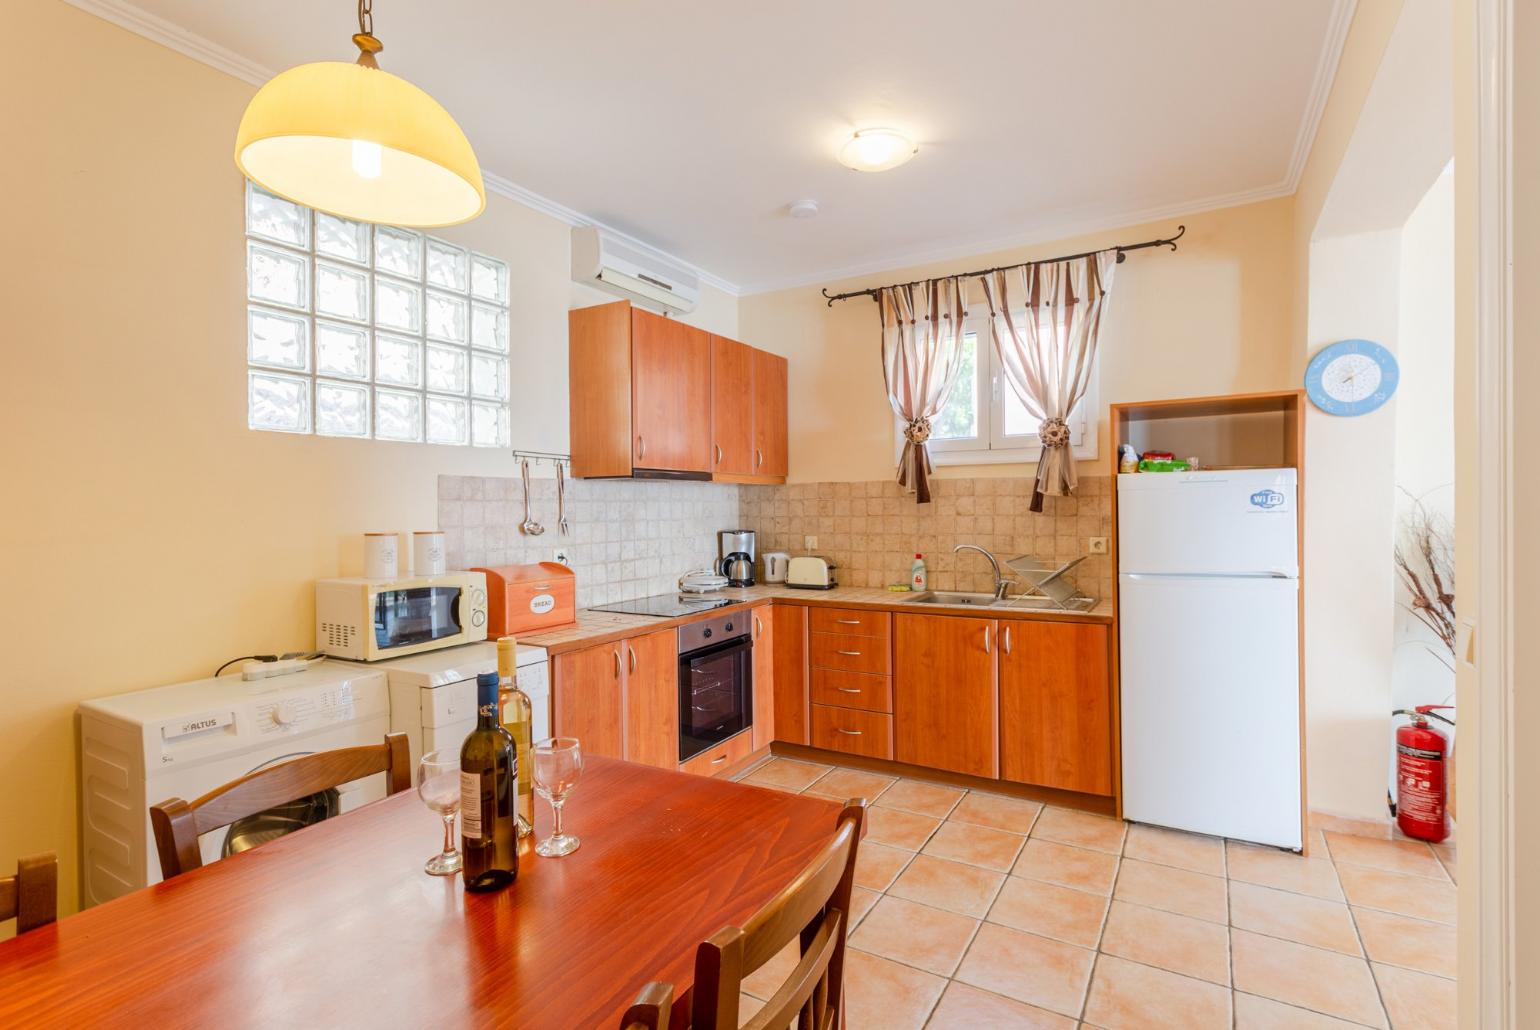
xmin=621 ymin=799 xmax=867 ymax=1030
xmin=1 ymin=852 xmax=57 ymax=934
xmin=150 ymin=732 xmax=412 ymax=879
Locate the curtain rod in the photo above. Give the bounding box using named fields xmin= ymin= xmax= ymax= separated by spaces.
xmin=819 ymin=224 xmax=1186 ymax=307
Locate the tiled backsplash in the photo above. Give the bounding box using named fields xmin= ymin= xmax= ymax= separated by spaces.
xmin=439 ymin=475 xmax=740 ymax=608
xmin=438 ymin=473 xmax=1112 ymax=608
xmin=737 ymin=477 xmax=1113 ymax=600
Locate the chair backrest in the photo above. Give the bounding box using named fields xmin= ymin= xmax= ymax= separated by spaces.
xmin=150 ymin=732 xmax=412 ymax=879
xmin=685 ymin=799 xmax=867 ymax=1030
xmin=618 ymin=982 xmax=674 ymax=1030
xmin=0 ymin=853 xmax=57 ymax=934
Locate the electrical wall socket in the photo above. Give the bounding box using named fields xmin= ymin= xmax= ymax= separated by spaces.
xmin=552 ymin=548 xmax=572 ymax=567
xmin=804 ymin=535 xmax=817 ymax=550
xmin=1087 ymin=537 xmax=1108 ymax=555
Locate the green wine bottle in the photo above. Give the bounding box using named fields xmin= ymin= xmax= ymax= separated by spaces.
xmin=460 ymin=671 xmax=517 ymax=892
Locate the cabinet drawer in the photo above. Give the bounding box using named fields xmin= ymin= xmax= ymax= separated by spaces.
xmin=678 ymin=729 xmax=753 ymax=777
xmin=810 ymin=668 xmax=892 ymax=714
xmin=808 ymin=607 xmax=891 ymax=640
xmin=811 ymin=704 xmax=893 ymax=760
xmin=809 ymin=632 xmax=890 ymax=676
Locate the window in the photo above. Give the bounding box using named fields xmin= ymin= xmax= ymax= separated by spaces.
xmin=910 ymin=306 xmax=1096 ymax=465
xmin=244 ymin=183 xmax=511 ymax=446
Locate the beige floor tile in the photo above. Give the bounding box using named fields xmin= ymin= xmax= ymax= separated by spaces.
xmin=742 ymin=939 xmax=799 ymax=999
xmin=949 ymin=791 xmax=1044 ymax=834
xmin=841 ymin=949 xmax=947 ymax=1030
xmin=987 ymin=875 xmax=1109 ymax=948
xmin=1312 ymin=812 xmax=1392 ymax=840
xmin=864 ymin=805 xmax=942 ymax=851
xmin=1323 ymin=832 xmax=1446 ymax=879
xmin=1231 ymin=928 xmax=1387 ymax=1028
xmin=1030 ymin=806 xmax=1127 ymax=854
xmin=1113 ymin=857 xmax=1228 ymax=923
xmin=953 ymin=921 xmax=1095 ymax=1018
xmin=1226 ymin=841 xmax=1344 ymax=901
xmin=925 ymin=981 xmax=1077 ymax=1029
xmin=738 ymin=992 xmax=766 ymax=1021
xmin=741 ymin=758 xmax=831 ymax=791
xmin=887 ymin=854 xmax=1005 ymax=917
xmin=1098 ymin=900 xmax=1230 ymax=985
xmin=876 ymin=778 xmax=965 ymax=818
xmin=1013 ymin=839 xmax=1120 ymax=895
xmin=1432 ymin=842 xmax=1457 ymax=884
xmin=1228 ymin=881 xmax=1362 ymax=956
xmin=854 ymin=840 xmax=913 ymax=891
xmin=803 ymin=766 xmax=897 ymax=803
xmin=849 ymin=885 xmax=880 ymax=929
xmin=1233 ymin=991 xmax=1368 ymax=1028
xmin=848 ymin=895 xmax=980 ymax=976
xmin=1353 ymin=908 xmax=1457 ymax=978
xmin=922 ymin=821 xmax=1026 ymax=872
xmin=1083 ymin=954 xmax=1231 ymax=1030
xmin=1373 ymin=962 xmax=1457 ymax=1030
xmin=1336 ymin=862 xmax=1457 ymax=924
xmin=1123 ymin=823 xmax=1226 ymax=876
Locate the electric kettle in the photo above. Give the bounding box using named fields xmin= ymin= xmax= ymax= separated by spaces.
xmin=720 ymin=551 xmax=755 ymax=588
xmin=763 ymin=551 xmax=791 ymax=583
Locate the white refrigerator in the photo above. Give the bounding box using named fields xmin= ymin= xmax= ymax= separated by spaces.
xmin=1118 ymin=468 xmax=1302 ymax=849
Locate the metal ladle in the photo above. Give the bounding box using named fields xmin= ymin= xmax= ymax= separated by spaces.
xmin=519 ymin=458 xmax=544 ymax=536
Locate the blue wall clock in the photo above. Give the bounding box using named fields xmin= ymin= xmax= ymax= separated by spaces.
xmin=1304 ymin=339 xmax=1399 ymax=416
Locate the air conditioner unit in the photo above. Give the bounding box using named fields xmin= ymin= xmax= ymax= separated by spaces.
xmin=571 ymin=226 xmax=700 ymax=316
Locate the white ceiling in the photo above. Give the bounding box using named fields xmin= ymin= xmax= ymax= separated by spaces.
xmin=83 ymin=0 xmax=1353 ymax=293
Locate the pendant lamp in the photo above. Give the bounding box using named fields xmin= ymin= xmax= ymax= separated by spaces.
xmin=234 ymin=0 xmax=485 ymax=227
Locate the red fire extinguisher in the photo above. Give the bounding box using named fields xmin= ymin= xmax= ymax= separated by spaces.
xmin=1392 ymin=706 xmax=1455 ymax=843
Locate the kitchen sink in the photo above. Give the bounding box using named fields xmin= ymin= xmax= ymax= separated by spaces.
xmin=903 ymin=591 xmax=1098 ymax=613
xmin=903 ymin=591 xmax=1001 ymax=606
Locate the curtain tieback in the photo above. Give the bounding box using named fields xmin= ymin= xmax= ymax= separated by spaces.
xmin=1038 ymin=417 xmax=1071 ymax=449
xmin=903 ymin=417 xmax=933 ymax=445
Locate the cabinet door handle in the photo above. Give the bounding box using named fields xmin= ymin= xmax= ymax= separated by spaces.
xmin=983 ymin=626 xmax=992 ymax=654
xmin=755 ymin=447 xmax=764 ymax=468
xmin=1003 ymin=625 xmax=1012 ymax=655
xmin=711 ymin=754 xmax=728 ymax=765
xmin=835 ymin=618 xmax=861 ymax=625
xmin=627 ymin=645 xmax=637 ymax=674
xmin=836 ymin=649 xmax=861 ymax=657
xmin=714 ymin=443 xmax=723 ymax=465
xmin=753 ymin=614 xmax=762 ymax=639
xmin=637 ymin=435 xmax=646 ymax=460
xmin=612 ymin=649 xmax=622 ymax=677
xmin=836 ymin=728 xmax=863 ymax=736
xmin=836 ymin=687 xmax=862 ymax=694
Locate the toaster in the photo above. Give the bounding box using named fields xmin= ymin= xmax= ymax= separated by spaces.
xmin=786 ymin=556 xmax=838 ymax=590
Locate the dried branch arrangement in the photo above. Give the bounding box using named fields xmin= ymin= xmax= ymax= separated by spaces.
xmin=1394 ymin=494 xmax=1456 ymax=667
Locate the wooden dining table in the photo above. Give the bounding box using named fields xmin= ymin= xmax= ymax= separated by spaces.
xmin=0 ymin=756 xmax=842 ymax=1028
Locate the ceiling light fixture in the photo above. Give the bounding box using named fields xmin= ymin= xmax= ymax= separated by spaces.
xmin=234 ymin=0 xmax=485 ymax=227
xmin=788 ymin=199 xmax=820 ymax=219
xmin=838 ymin=128 xmax=918 ymax=173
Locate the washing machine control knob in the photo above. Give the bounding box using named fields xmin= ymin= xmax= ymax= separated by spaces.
xmin=272 ymin=699 xmax=301 ymax=727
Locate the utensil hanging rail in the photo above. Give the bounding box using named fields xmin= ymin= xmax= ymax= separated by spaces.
xmin=819 ymin=225 xmax=1185 ymax=307
xmin=510 ymin=450 xmax=570 ymax=467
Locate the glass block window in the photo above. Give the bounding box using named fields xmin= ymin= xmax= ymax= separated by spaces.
xmin=244 ymin=183 xmax=511 ymax=446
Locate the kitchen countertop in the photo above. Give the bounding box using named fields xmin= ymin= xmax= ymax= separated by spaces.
xmin=519 ymin=583 xmax=1112 ymax=655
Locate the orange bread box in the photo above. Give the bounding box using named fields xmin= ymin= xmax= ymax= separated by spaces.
xmin=472 ymin=562 xmax=577 ymax=637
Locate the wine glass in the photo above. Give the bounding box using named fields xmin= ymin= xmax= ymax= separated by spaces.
xmin=532 ymin=738 xmax=583 ymax=858
xmin=417 ymin=750 xmax=462 ymax=876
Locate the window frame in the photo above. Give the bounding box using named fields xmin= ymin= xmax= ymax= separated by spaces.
xmin=895 ymin=304 xmax=1099 ymax=466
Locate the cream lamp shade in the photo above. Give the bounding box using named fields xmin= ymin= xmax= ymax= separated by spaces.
xmin=234 ymin=18 xmax=485 ymax=227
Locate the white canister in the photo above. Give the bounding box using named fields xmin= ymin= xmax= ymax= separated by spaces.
xmin=413 ymin=530 xmax=446 ymax=577
xmin=364 ymin=533 xmax=399 ymax=579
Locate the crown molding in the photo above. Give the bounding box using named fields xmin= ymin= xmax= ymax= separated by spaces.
xmin=1283 ymin=0 xmax=1359 ymax=192
xmin=60 ymin=0 xmax=742 ymax=297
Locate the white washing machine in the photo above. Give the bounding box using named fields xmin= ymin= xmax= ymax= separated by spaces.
xmin=352 ymin=641 xmax=550 ymax=769
xmin=78 ymin=663 xmax=391 ymax=908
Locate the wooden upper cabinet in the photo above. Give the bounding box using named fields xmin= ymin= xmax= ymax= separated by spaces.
xmin=893 ymin=614 xmax=999 ymax=778
xmin=630 ymin=308 xmax=711 ymax=473
xmin=553 ymin=642 xmax=625 ymax=760
xmin=567 ymin=302 xmax=634 ymax=478
xmin=623 ymin=629 xmax=679 ymax=770
xmin=711 ymin=336 xmax=754 ymax=476
xmin=751 ymin=607 xmax=776 ymax=751
xmin=999 ymin=621 xmax=1114 ymax=795
xmin=752 ymin=349 xmax=789 ymax=479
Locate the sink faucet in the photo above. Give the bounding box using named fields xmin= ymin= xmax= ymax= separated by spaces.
xmin=953 ymin=544 xmax=1013 ymax=600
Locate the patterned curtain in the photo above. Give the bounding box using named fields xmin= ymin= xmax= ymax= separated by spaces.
xmin=979 ymin=251 xmax=1118 ymax=511
xmin=879 ymin=277 xmax=970 ymax=504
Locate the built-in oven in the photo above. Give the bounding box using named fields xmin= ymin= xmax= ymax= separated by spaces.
xmin=678 ymin=611 xmax=752 ymax=762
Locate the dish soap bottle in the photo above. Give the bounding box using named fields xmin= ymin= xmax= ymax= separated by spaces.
xmin=910 ymin=553 xmax=928 ymax=592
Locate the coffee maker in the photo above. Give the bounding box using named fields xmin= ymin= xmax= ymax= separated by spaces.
xmin=717 ymin=529 xmax=757 ymax=587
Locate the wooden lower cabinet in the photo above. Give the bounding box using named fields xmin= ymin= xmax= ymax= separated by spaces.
xmin=552 ymin=641 xmax=625 ymax=760
xmin=810 ymin=704 xmax=893 ymax=760
xmin=679 ymin=728 xmax=753 ymax=777
xmin=751 ymin=606 xmax=776 ymax=751
xmin=999 ymin=621 xmax=1114 ymax=795
xmin=893 ymin=614 xmax=999 ymax=778
xmin=622 ymin=629 xmax=679 ymax=770
xmin=554 ymin=629 xmax=678 ymax=769
xmin=771 ymin=605 xmax=809 ymax=744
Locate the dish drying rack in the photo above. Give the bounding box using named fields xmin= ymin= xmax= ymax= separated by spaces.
xmin=1005 ymin=554 xmax=1094 ymax=609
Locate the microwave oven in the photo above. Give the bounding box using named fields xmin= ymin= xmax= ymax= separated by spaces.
xmin=316 ymin=572 xmax=488 ymax=661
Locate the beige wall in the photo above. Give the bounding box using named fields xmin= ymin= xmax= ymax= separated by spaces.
xmin=0 ymin=0 xmax=737 ymax=915
xmin=739 ymin=197 xmax=1298 ymax=485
